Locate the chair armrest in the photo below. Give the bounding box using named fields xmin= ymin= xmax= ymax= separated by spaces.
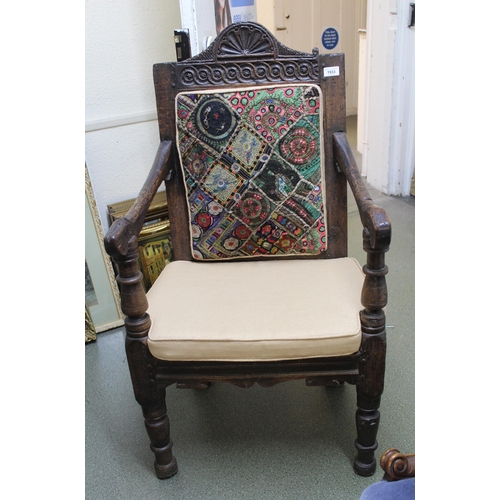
xmin=104 ymin=140 xmax=173 ymax=258
xmin=332 ymin=132 xmax=391 ymax=252
xmin=380 ymin=448 xmax=415 ymax=481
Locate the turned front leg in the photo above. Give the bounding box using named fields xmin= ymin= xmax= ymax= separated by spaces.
xmin=354 ymin=323 xmax=386 ymax=476
xmin=354 ymin=230 xmax=388 ymax=476
xmin=143 ymin=390 xmax=178 ymax=479
xmin=112 ymin=238 xmax=178 ymax=479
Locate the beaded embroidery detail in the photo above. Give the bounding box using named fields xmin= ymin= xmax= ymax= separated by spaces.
xmin=176 ymin=85 xmax=327 ymax=260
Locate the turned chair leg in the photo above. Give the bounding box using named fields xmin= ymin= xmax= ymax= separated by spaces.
xmin=353 ymin=315 xmax=386 ymax=476
xmin=353 ymin=330 xmax=385 ymax=476
xmin=142 ymin=389 xmax=178 ymax=479
xmin=108 ymin=238 xmax=179 ymax=479
xmin=354 ymin=405 xmax=380 ymax=476
xmin=125 ymin=327 xmax=178 ymax=479
xmin=353 ymin=229 xmax=389 ymax=476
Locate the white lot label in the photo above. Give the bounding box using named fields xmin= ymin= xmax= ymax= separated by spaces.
xmin=323 ymin=66 xmax=340 ymax=77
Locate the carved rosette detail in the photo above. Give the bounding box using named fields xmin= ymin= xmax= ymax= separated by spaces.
xmin=179 ymin=22 xmax=319 ymax=87
xmin=216 ymin=24 xmax=276 ymax=59
xmin=178 ymin=60 xmax=319 ymax=87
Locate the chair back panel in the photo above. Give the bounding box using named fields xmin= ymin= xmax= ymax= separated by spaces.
xmin=154 ymin=22 xmax=348 ymax=262
xmin=176 ymin=84 xmax=326 ymax=260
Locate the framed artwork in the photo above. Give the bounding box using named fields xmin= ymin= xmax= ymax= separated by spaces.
xmin=108 ymin=191 xmax=172 ymax=291
xmin=85 ymin=302 xmax=97 ymax=343
xmin=85 ymin=165 xmax=124 ymax=334
xmin=137 ymin=220 xmax=172 ymax=290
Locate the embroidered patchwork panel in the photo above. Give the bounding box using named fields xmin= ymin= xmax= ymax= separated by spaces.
xmin=175 ymin=85 xmax=327 ymax=260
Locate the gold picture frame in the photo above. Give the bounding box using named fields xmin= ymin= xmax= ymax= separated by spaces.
xmin=107 ymin=191 xmax=172 ymax=291
xmin=85 ymin=302 xmax=97 ymax=343
xmin=85 ymin=165 xmax=124 ymax=335
xmin=137 ymin=220 xmax=172 ymax=290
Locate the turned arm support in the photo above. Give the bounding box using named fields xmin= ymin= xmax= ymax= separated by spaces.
xmin=103 ymin=141 xmax=173 ymax=324
xmin=104 ymin=140 xmax=174 ymax=259
xmin=333 ymin=132 xmax=391 ymax=339
xmin=332 ymin=132 xmax=391 ymax=252
xmin=334 ymin=133 xmax=391 ymax=412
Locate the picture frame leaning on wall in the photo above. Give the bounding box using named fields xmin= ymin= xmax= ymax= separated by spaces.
xmin=107 ymin=190 xmax=172 ymax=291
xmin=85 ymin=165 xmax=124 ymax=338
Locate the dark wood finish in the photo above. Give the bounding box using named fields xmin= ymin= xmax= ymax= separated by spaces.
xmin=104 ymin=22 xmax=392 ymax=480
xmin=153 ymin=63 xmax=192 ymax=262
xmin=104 ymin=140 xmax=178 ymax=478
xmin=380 ymin=449 xmax=415 ymax=481
xmin=153 ymin=24 xmax=350 ymax=261
xmin=320 ymin=54 xmax=347 ymax=257
xmin=332 ymin=131 xmax=390 ymax=475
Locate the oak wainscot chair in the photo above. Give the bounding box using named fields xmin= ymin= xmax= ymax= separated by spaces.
xmin=104 ymin=22 xmax=391 ymax=480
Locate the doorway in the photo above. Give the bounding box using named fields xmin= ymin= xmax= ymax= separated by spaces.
xmin=268 ymin=0 xmax=367 ymax=116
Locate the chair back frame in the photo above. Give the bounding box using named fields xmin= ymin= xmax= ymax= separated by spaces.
xmin=153 ymin=22 xmax=348 ymax=262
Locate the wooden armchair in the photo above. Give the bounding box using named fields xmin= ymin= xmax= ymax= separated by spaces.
xmin=104 ymin=22 xmax=391 ymax=480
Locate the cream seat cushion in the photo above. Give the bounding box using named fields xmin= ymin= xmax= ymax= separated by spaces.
xmin=147 ymin=257 xmax=364 ymax=362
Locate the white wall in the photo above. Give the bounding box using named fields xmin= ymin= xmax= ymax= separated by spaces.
xmin=361 ymin=0 xmax=415 ymax=195
xmin=179 ymin=0 xmax=259 ymax=56
xmin=387 ymin=0 xmax=415 ymax=195
xmin=85 ymin=0 xmax=182 ymax=233
xmin=179 ymin=0 xmax=216 ymax=56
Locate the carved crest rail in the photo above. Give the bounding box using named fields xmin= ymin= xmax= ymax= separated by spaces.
xmin=176 ymin=22 xmax=320 ymax=87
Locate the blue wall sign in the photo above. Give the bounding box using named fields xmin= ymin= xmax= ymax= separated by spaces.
xmin=231 ymin=0 xmax=254 ymax=6
xmin=322 ymin=27 xmax=339 ymax=50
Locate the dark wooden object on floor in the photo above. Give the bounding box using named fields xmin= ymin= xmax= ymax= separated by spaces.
xmin=104 ymin=22 xmax=391 ymax=480
xmin=380 ymin=449 xmax=415 ymax=481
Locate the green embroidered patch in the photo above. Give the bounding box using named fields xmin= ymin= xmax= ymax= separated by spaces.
xmin=175 ymin=85 xmax=327 ymax=260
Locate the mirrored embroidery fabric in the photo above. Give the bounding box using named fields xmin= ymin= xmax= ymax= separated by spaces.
xmin=176 ymin=85 xmax=327 ymax=260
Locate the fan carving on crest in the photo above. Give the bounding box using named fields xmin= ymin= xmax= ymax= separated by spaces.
xmin=216 ymin=23 xmax=276 ymax=59
xmin=178 ymin=22 xmax=320 ymax=86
